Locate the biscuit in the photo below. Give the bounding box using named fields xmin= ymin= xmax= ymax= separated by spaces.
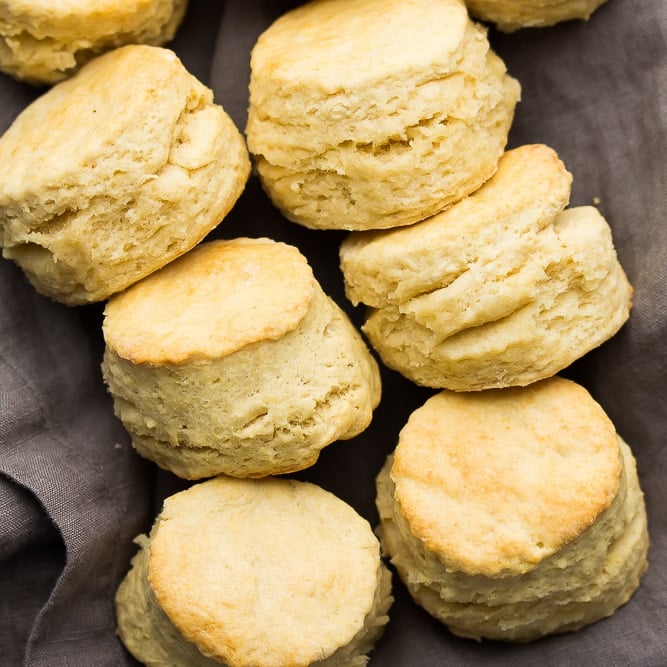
xmin=465 ymin=0 xmax=608 ymax=32
xmin=246 ymin=0 xmax=520 ymax=231
xmin=375 ymin=377 xmax=649 ymax=642
xmin=0 ymin=0 xmax=189 ymax=84
xmin=0 ymin=45 xmax=250 ymax=305
xmin=340 ymin=145 xmax=632 ymax=390
xmin=116 ymin=476 xmax=393 ymax=666
xmin=102 ymin=237 xmax=381 ymax=480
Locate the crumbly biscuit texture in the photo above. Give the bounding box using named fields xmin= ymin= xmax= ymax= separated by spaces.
xmin=0 ymin=45 xmax=250 ymax=305
xmin=340 ymin=145 xmax=632 ymax=390
xmin=0 ymin=0 xmax=189 ymax=84
xmin=115 ymin=476 xmax=392 ymax=666
xmin=465 ymin=0 xmax=608 ymax=32
xmin=102 ymin=238 xmax=381 ymax=479
xmin=246 ymin=0 xmax=520 ymax=230
xmin=341 ymin=144 xmax=573 ymax=308
xmin=375 ymin=377 xmax=649 ymax=641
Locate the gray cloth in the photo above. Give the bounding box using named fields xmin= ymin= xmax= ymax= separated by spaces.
xmin=0 ymin=0 xmax=665 ymax=664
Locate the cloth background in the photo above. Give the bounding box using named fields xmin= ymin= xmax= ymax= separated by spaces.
xmin=0 ymin=0 xmax=665 ymax=664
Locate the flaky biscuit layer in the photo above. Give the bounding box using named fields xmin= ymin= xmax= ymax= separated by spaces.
xmin=102 ymin=238 xmax=381 ymax=479
xmin=247 ymin=0 xmax=520 ymax=230
xmin=0 ymin=45 xmax=250 ymax=304
xmin=376 ymin=379 xmax=648 ymax=641
xmin=0 ymin=0 xmax=189 ymax=84
xmin=340 ymin=145 xmax=631 ymax=390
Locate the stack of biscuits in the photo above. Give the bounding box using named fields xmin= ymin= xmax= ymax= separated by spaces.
xmin=242 ymin=0 xmax=647 ymax=649
xmin=0 ymin=23 xmax=390 ymax=667
xmin=0 ymin=0 xmax=648 ymax=663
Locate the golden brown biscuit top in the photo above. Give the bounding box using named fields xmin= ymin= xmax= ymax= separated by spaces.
xmin=250 ymin=0 xmax=469 ymax=93
xmin=1 ymin=0 xmax=181 ymax=39
xmin=3 ymin=0 xmax=160 ymax=16
xmin=0 ymin=45 xmax=202 ymax=194
xmin=148 ymin=476 xmax=381 ymax=667
xmin=391 ymin=377 xmax=622 ymax=576
xmin=103 ymin=238 xmax=315 ymax=364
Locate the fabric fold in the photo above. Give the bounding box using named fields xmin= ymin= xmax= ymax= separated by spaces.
xmin=0 ymin=260 xmax=151 ymax=666
xmin=0 ymin=0 xmax=665 ymax=665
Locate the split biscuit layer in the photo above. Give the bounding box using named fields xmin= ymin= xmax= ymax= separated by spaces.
xmin=340 ymin=144 xmax=632 ymax=390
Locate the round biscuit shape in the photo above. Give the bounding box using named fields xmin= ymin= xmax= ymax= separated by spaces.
xmin=391 ymin=378 xmax=622 ymax=575
xmin=0 ymin=45 xmax=250 ymax=305
xmin=115 ymin=476 xmax=393 ymax=666
xmin=102 ymin=238 xmax=382 ymax=479
xmin=339 ymin=145 xmax=632 ymax=390
xmin=375 ymin=377 xmax=649 ymax=641
xmin=0 ymin=0 xmax=189 ymax=84
xmin=377 ymin=439 xmax=648 ymax=641
xmin=464 ymin=0 xmax=609 ymax=32
xmin=246 ymin=0 xmax=520 ymax=230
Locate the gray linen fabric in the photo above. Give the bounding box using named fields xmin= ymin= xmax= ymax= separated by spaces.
xmin=0 ymin=0 xmax=665 ymax=665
